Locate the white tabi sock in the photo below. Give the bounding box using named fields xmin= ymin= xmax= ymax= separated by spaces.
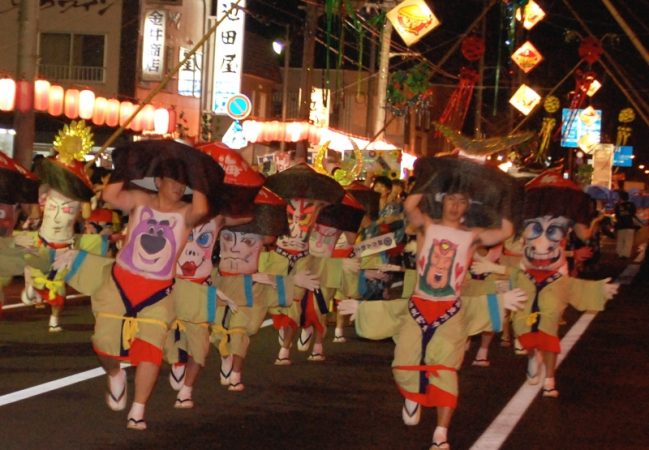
xmin=48 ymin=315 xmax=59 ymax=327
xmin=543 ymin=377 xmax=556 ymax=391
xmin=475 ymin=347 xmax=489 ymax=361
xmin=278 ymin=346 xmax=290 ymax=360
xmin=433 ymin=426 xmax=448 ymax=445
xmin=229 ymin=371 xmax=241 ymax=385
xmin=311 ymin=342 xmax=323 ymax=356
xmin=178 ymin=384 xmax=193 ymax=400
xmin=334 ymin=327 xmax=344 ymax=338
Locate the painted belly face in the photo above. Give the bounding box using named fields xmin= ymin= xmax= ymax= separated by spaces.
xmin=277 ymin=198 xmax=323 ymax=252
xmin=39 ymin=189 xmax=80 ymax=243
xmin=219 ymin=229 xmax=263 ymax=274
xmin=522 ymin=215 xmax=570 ymax=271
xmin=177 ymin=219 xmax=219 ymax=279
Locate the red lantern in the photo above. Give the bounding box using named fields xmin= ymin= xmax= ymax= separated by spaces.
xmin=15 ymin=80 xmax=33 ymax=113
xmin=461 ymin=35 xmax=485 ymax=62
xmin=79 ymin=89 xmax=95 ymax=120
xmin=34 ymin=79 xmax=50 ymax=111
xmin=129 ymin=105 xmax=144 ymax=132
xmin=154 ymin=107 xmax=169 ymax=134
xmin=64 ymin=88 xmax=80 ymax=119
xmin=0 ymin=78 xmax=16 ymax=111
xmin=105 ymin=99 xmax=120 ymax=127
xmin=578 ymin=37 xmax=603 ymax=65
xmin=48 ymin=85 xmax=64 ymax=116
xmin=92 ymin=97 xmax=107 ymax=125
xmin=119 ymin=101 xmax=134 ymax=127
xmin=167 ymin=108 xmax=177 ymax=134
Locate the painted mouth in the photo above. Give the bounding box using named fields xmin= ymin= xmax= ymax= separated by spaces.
xmin=180 ymin=261 xmax=197 ymax=276
xmin=525 ymin=248 xmax=561 ymax=268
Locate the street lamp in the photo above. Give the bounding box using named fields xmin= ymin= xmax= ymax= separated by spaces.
xmin=273 ymin=25 xmax=290 ymax=151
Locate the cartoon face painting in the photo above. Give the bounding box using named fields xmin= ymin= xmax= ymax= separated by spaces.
xmin=219 ymin=229 xmax=263 ymax=274
xmin=522 ymin=215 xmax=570 ymax=271
xmin=0 ymin=203 xmax=18 ymax=237
xmin=118 ymin=206 xmax=180 ymax=278
xmin=308 ymin=223 xmax=342 ymax=258
xmin=276 ymin=198 xmax=324 ymax=252
xmin=420 ymin=239 xmax=458 ymax=296
xmin=39 ymin=189 xmax=80 ymax=243
xmin=177 ymin=218 xmax=219 ymax=280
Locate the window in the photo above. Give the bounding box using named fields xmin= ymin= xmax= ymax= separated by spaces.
xmin=39 ymin=33 xmax=106 ymax=82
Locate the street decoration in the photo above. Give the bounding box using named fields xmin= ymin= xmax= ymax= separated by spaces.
xmin=516 ymin=0 xmax=546 ymax=30
xmin=536 ymin=95 xmax=561 ymax=163
xmin=386 ymin=62 xmax=433 ymax=116
xmin=313 ymin=140 xmax=363 ymax=186
xmin=433 ymin=122 xmax=534 ymax=157
xmin=511 ymin=41 xmax=544 ymax=73
xmin=615 ymin=107 xmax=635 ymax=147
xmin=387 ymin=0 xmax=440 ymax=47
xmin=509 ymin=84 xmax=541 ymax=116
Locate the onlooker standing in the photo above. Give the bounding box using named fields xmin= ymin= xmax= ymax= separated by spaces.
xmin=614 ymin=191 xmax=637 ymax=258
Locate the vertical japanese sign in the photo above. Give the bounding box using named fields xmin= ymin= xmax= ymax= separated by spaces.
xmin=591 ymin=144 xmax=614 ymax=189
xmin=178 ymin=48 xmax=202 ymax=97
xmin=309 ymin=88 xmax=330 ymax=128
xmin=142 ymin=10 xmax=166 ymax=81
xmin=212 ymin=1 xmax=246 ymax=115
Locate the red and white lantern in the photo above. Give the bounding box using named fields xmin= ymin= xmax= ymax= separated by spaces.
xmin=105 ymin=98 xmax=120 ymax=127
xmin=153 ymin=107 xmax=169 ymax=134
xmin=79 ymin=89 xmax=95 ymax=120
xmin=48 ymin=85 xmax=64 ymax=116
xmin=64 ymin=88 xmax=80 ymax=119
xmin=0 ymin=78 xmax=16 ymax=111
xmin=34 ymin=79 xmax=50 ymax=111
xmin=92 ymin=97 xmax=107 ymax=125
xmin=119 ymin=101 xmax=134 ymax=127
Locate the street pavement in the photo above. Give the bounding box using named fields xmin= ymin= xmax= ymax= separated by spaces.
xmin=1 ymin=240 xmax=648 ymax=450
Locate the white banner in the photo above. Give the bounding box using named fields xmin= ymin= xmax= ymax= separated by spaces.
xmin=142 ymin=10 xmax=166 ymax=81
xmin=354 ymin=232 xmax=397 ymax=258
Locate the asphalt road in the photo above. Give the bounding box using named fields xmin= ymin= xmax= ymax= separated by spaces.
xmin=1 ymin=242 xmax=648 ymax=450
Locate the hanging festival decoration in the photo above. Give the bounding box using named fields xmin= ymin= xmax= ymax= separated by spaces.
xmin=516 ymin=0 xmax=545 ymax=30
xmin=615 ymin=107 xmax=635 ymax=147
xmin=461 ymin=35 xmax=486 ymax=62
xmin=386 ymin=62 xmax=433 ymax=116
xmin=387 ymin=0 xmax=440 ymax=47
xmin=578 ymin=36 xmax=603 ymax=66
xmin=509 ymin=83 xmax=541 ymax=116
xmin=436 ymin=67 xmax=479 ymax=131
xmin=433 ymin=121 xmax=534 ymax=157
xmin=313 ymin=140 xmax=363 ymax=186
xmin=511 ymin=41 xmax=544 ymax=74
xmin=536 ymin=95 xmax=560 ymax=162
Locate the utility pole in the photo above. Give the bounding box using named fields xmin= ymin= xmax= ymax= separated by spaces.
xmin=295 ymin=1 xmax=319 ymax=161
xmin=374 ymin=1 xmax=394 ymax=140
xmin=13 ymin=0 xmax=39 ymax=169
xmin=280 ymin=24 xmax=290 ymax=152
xmin=474 ymin=0 xmax=487 ymax=138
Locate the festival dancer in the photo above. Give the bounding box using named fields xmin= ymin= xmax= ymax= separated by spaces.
xmin=477 ymin=170 xmax=619 ymax=398
xmin=339 ymin=157 xmax=527 ymax=450
xmin=58 ymin=139 xmax=224 ymax=430
xmin=261 ymin=162 xmax=344 ymax=365
xmin=18 ymin=122 xmax=104 ymax=331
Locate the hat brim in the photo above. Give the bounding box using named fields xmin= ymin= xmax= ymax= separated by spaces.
xmin=264 ymin=163 xmax=344 ymax=204
xmin=38 ymin=158 xmax=95 ymax=202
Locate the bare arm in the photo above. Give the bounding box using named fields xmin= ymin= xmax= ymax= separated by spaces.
xmin=185 ymin=190 xmax=210 ymax=228
xmin=477 ymin=218 xmax=514 ymax=247
xmin=404 ymin=192 xmax=426 ymax=230
xmin=101 ymin=181 xmax=137 ymax=213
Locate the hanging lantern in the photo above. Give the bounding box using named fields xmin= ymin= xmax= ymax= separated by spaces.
xmin=387 ymin=0 xmax=440 ymax=47
xmin=154 ymin=107 xmax=169 ymax=134
xmin=15 ymin=80 xmax=33 ymax=113
xmin=64 ymin=88 xmax=80 ymax=119
xmin=92 ymin=97 xmax=107 ymax=126
xmin=34 ymin=79 xmax=50 ymax=111
xmin=48 ymin=84 xmax=65 ymax=116
xmin=129 ymin=105 xmax=144 ymax=132
xmin=516 ymin=0 xmax=545 ymax=30
xmin=119 ymin=101 xmax=134 ymax=127
xmin=579 ymin=106 xmax=599 ymax=127
xmin=544 ymin=95 xmax=560 ymax=114
xmin=461 ymin=36 xmax=485 ymax=62
xmin=0 ymin=78 xmax=16 ymax=111
xmin=167 ymin=108 xmax=177 ymax=134
xmin=105 ymin=98 xmax=120 ymax=127
xmin=509 ymin=84 xmax=541 ymax=115
xmin=141 ymin=104 xmax=155 ymax=131
xmin=511 ymin=41 xmax=544 ymax=73
xmin=578 ymin=37 xmax=603 ymax=65
xmin=78 ymin=89 xmax=95 ymax=120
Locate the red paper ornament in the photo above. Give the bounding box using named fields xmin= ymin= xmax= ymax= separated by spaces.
xmin=578 ymin=37 xmax=603 ymax=65
xmin=461 ymin=36 xmax=485 ymax=62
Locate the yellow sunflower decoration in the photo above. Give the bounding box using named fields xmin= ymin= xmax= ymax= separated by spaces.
xmin=313 ymin=140 xmax=364 ymax=186
xmin=53 ymin=120 xmax=95 ymax=165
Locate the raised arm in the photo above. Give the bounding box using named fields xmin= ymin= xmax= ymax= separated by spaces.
xmin=185 ymin=189 xmax=210 ymax=228
xmin=101 ymin=181 xmax=137 ymax=213
xmin=477 ymin=218 xmax=514 ymax=247
xmin=404 ymin=192 xmax=426 ymax=230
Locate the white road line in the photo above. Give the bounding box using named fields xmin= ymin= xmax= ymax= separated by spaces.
xmin=470 ymin=312 xmax=598 ymax=450
xmin=0 ymin=319 xmax=274 ymax=407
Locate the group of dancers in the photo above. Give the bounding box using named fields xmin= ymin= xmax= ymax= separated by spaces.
xmin=0 ymin=122 xmax=618 ymax=449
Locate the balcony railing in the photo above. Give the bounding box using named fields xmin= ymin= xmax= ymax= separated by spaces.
xmin=38 ymin=64 xmax=106 ymax=83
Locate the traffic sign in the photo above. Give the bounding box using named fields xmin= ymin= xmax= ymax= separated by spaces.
xmin=226 ymin=94 xmax=252 ymax=121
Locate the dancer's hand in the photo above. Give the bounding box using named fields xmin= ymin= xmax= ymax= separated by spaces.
xmin=217 ymin=288 xmax=238 ymax=312
xmin=471 ymin=260 xmax=506 ymax=275
xmin=378 ymin=264 xmax=403 ymax=272
xmin=502 ymin=288 xmax=527 ymax=311
xmin=14 ymin=234 xmax=35 ymax=249
xmin=252 ymin=272 xmax=276 ymax=287
xmin=342 ymin=258 xmax=361 ymax=273
xmin=53 ymin=249 xmax=79 ymax=271
xmin=364 ymin=269 xmax=390 ymax=281
xmin=294 ymin=270 xmax=320 ymax=291
xmin=602 ymin=277 xmax=619 ymax=300
xmin=337 ymin=299 xmax=359 ymax=321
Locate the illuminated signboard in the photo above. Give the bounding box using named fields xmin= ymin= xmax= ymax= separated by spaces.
xmin=561 ymin=108 xmax=601 ymax=148
xmin=178 ymin=48 xmax=202 ymax=98
xmin=387 ymin=0 xmax=440 ymax=47
xmin=212 ymin=1 xmax=246 ymax=115
xmin=613 ymin=146 xmax=634 ymax=167
xmin=142 ymin=10 xmax=166 ymax=81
